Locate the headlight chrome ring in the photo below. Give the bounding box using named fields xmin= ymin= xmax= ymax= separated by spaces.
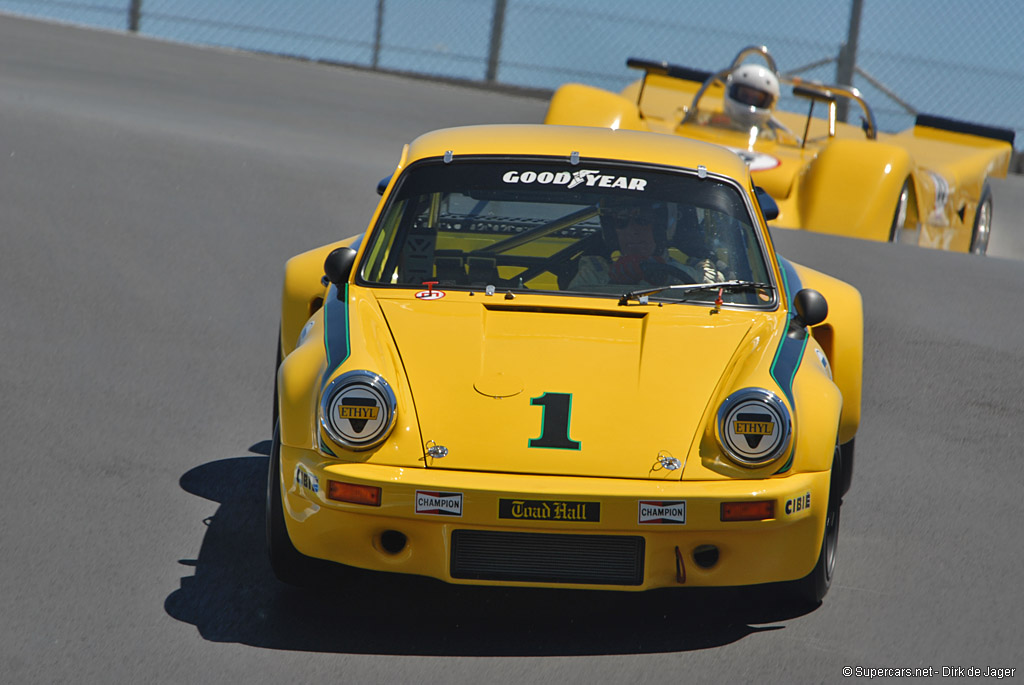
xmin=716 ymin=388 xmax=792 ymax=467
xmin=320 ymin=370 xmax=397 ymax=451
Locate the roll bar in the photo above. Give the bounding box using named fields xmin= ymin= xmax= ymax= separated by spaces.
xmin=631 ymin=45 xmax=878 ymax=140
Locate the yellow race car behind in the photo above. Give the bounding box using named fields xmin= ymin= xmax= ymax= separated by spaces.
xmin=545 ymin=46 xmax=1015 ymax=254
xmin=269 ymin=123 xmax=863 ymax=608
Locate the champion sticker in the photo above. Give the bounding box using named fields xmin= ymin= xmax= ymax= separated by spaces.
xmin=638 ymin=500 xmax=686 ymax=524
xmin=415 ymin=490 xmax=463 ymax=516
xmin=415 ymin=289 xmax=445 ymax=300
xmin=725 ymin=147 xmax=781 ymax=172
xmin=501 ymin=169 xmax=647 ymax=192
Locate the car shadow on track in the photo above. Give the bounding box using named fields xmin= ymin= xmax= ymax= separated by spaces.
xmin=164 ymin=446 xmax=814 ymax=656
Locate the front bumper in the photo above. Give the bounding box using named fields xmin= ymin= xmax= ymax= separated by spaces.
xmin=280 ymin=444 xmax=830 ymax=591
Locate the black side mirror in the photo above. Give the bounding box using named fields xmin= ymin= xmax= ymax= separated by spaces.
xmin=755 ymin=186 xmax=779 ymax=221
xmin=323 ymin=247 xmax=358 ymax=287
xmin=376 ymin=175 xmax=392 ymax=196
xmin=793 ymin=288 xmax=828 ymax=327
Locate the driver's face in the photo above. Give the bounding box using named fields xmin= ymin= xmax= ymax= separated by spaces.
xmin=606 ymin=206 xmax=659 ymax=257
xmin=615 ymin=220 xmax=656 ymax=257
xmin=729 ymin=83 xmax=774 ymax=108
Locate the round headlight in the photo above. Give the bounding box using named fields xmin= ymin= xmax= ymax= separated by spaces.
xmin=320 ymin=370 xmax=397 ymax=451
xmin=716 ymin=388 xmax=792 ymax=467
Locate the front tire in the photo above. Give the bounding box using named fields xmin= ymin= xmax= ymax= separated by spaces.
xmin=266 ymin=422 xmax=316 ymax=586
xmin=839 ymin=438 xmax=855 ymax=498
xmin=969 ymin=183 xmax=992 ymax=255
xmin=787 ymin=442 xmax=842 ymax=608
xmin=272 ymin=326 xmax=282 ymax=431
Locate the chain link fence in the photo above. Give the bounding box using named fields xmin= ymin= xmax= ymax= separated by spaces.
xmin=3 ymin=0 xmax=1022 ymax=160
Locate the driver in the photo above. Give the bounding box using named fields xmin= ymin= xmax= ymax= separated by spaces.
xmin=569 ymin=199 xmax=702 ymax=290
xmin=723 ymin=64 xmax=780 ymax=130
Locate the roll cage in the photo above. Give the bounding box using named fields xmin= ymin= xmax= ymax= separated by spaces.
xmin=628 ymin=45 xmax=879 ymax=144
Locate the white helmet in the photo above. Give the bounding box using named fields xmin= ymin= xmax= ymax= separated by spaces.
xmin=724 ymin=64 xmax=780 ymax=129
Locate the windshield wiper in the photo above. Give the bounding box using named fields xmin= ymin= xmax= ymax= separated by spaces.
xmin=618 ymin=280 xmax=773 ymax=306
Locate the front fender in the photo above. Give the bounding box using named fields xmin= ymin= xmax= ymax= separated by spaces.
xmin=280 ymin=236 xmax=361 ymax=359
xmin=798 ymin=139 xmax=913 ymax=241
xmin=789 ymin=337 xmax=844 ymax=474
xmin=793 ymin=263 xmax=863 ymax=445
xmin=278 ymin=285 xmax=426 ymax=468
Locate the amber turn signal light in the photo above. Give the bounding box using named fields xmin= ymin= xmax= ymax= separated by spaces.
xmin=721 ymin=500 xmax=775 ymax=521
xmin=327 ymin=480 xmax=381 ymax=506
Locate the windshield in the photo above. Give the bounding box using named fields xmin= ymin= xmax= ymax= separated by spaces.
xmin=692 ymin=108 xmax=790 ymax=144
xmin=359 ymin=159 xmax=773 ymax=305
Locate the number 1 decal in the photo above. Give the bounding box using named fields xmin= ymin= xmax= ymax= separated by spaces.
xmin=529 ymin=392 xmax=581 ymax=450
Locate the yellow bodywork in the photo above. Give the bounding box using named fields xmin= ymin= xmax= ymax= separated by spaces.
xmin=545 ymin=67 xmax=1013 ymax=252
xmin=274 ymin=124 xmax=863 ymax=590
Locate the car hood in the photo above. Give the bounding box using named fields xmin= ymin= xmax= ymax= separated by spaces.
xmin=376 ymin=293 xmax=770 ymax=480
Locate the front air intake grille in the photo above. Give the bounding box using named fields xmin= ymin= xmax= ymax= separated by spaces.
xmin=450 ymin=530 xmax=645 ymax=585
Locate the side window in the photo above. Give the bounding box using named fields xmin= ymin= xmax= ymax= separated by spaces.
xmin=360 ymin=199 xmax=407 ymax=284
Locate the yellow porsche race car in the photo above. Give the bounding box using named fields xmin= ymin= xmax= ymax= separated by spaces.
xmin=545 ymin=45 xmax=1015 ymax=254
xmin=268 ymin=123 xmax=863 ymax=608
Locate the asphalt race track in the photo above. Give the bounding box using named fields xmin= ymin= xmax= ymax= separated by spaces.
xmin=2 ymin=15 xmax=1022 ymax=683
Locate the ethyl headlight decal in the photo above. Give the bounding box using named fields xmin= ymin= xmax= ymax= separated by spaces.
xmin=716 ymin=388 xmax=792 ymax=467
xmin=320 ymin=370 xmax=397 ymax=451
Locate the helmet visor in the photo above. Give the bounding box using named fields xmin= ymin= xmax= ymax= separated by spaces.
xmin=729 ymin=83 xmax=775 ymax=109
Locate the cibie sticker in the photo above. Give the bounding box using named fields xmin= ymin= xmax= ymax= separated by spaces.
xmin=502 ymin=169 xmax=648 ymax=192
xmin=295 ymin=467 xmax=319 ymax=494
xmin=724 ymin=147 xmax=781 ymax=172
xmin=638 ymin=500 xmax=687 ymax=524
xmin=415 ymin=490 xmax=463 ymax=516
xmin=785 ymin=492 xmax=811 ymax=515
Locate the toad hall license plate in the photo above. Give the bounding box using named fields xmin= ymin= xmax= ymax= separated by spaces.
xmin=498 ymin=499 xmax=600 ymax=522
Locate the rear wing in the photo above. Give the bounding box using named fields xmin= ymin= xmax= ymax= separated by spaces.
xmin=626 ymin=48 xmax=1017 ymax=149
xmin=625 ymin=57 xmax=711 ymax=85
xmin=914 ymin=114 xmax=1015 ymax=146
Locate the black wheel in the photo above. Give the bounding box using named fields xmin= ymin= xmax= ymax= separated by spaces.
xmin=888 ymin=179 xmax=911 ymax=244
xmin=272 ymin=326 xmax=282 ymax=431
xmin=787 ymin=442 xmax=842 ymax=608
xmin=969 ymin=183 xmax=992 ymax=255
xmin=839 ymin=438 xmax=855 ymax=498
xmin=266 ymin=423 xmax=316 ymax=586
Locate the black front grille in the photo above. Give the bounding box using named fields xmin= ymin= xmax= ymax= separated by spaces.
xmin=450 ymin=530 xmax=645 ymax=586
